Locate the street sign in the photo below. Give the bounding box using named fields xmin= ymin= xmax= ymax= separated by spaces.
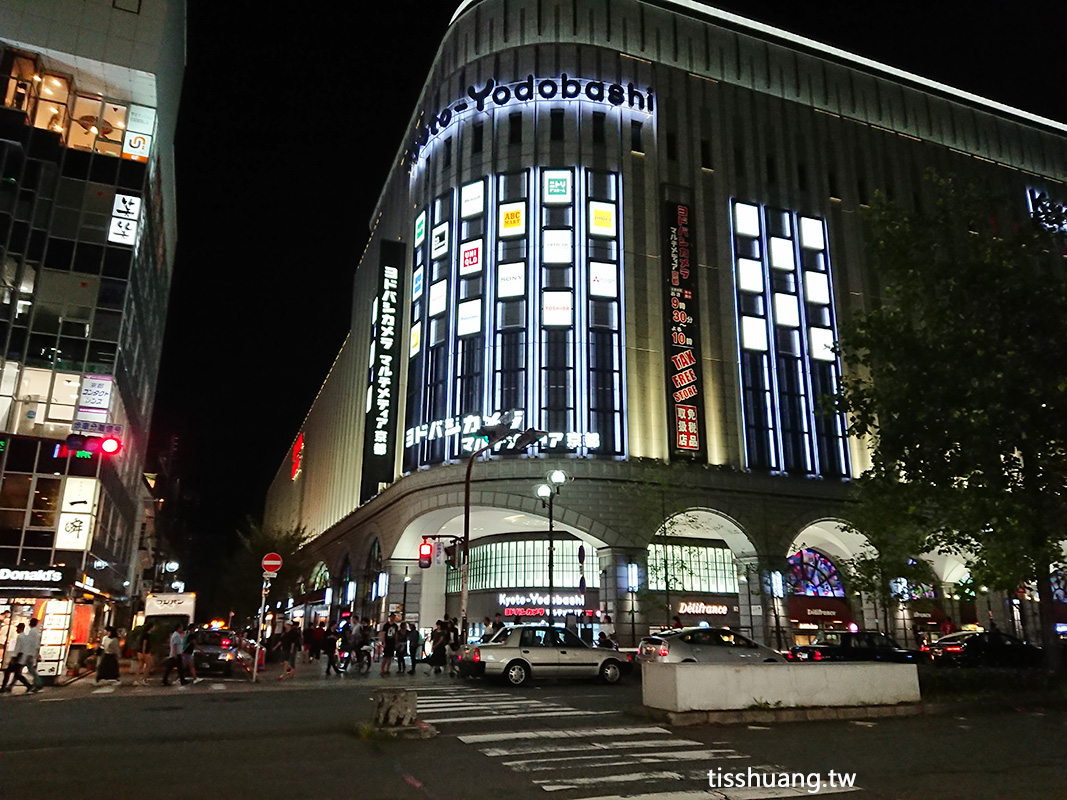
xmin=262 ymin=552 xmax=283 ymax=572
xmin=263 ymin=571 xmax=277 ymax=580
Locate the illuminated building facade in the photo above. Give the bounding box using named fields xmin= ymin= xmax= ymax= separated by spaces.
xmin=265 ymin=0 xmax=1067 ymax=645
xmin=0 ymin=0 xmax=184 ymax=677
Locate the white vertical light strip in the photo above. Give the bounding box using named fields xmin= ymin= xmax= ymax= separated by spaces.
xmin=481 ymin=172 xmax=494 ymax=428
xmin=574 ymin=167 xmax=590 ymax=456
xmin=525 ymin=169 xmax=539 ymax=436
xmin=758 ymin=204 xmax=784 ymax=472
xmin=614 ymin=170 xmax=627 ymax=459
xmin=444 ymin=185 xmax=458 ymax=461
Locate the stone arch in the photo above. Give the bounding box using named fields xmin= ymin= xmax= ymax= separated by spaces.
xmin=651 ymin=507 xmax=758 ymax=560
xmin=787 ymin=518 xmax=871 ymax=565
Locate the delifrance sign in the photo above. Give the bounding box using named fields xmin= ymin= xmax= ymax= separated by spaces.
xmin=412 ymin=74 xmax=655 ymax=160
xmin=677 ymin=601 xmax=729 ymax=615
xmin=360 ymin=241 xmax=407 ymax=504
xmin=662 ymin=201 xmax=706 ymax=459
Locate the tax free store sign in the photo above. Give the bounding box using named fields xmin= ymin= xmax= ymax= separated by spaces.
xmin=412 ymin=73 xmax=655 ymax=159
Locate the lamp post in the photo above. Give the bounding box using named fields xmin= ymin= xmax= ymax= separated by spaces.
xmin=535 ymin=469 xmax=568 ymax=624
xmin=462 ymin=424 xmax=546 ymax=642
xmin=401 ymin=568 xmax=410 ymax=620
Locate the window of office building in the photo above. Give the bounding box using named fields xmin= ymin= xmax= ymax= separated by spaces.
xmin=446 ymin=538 xmax=600 ymax=593
xmin=731 ymin=202 xmax=849 ymax=477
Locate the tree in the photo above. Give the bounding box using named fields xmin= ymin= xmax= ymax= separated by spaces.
xmin=223 ymin=519 xmax=313 ymax=624
xmin=837 ymin=174 xmax=1067 ymax=672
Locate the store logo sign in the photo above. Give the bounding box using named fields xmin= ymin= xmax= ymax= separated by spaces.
xmin=499 ymin=203 xmax=526 ymax=237
xmin=460 ymin=239 xmax=483 ymax=276
xmin=414 ymin=211 xmax=426 ymax=247
xmin=461 ymin=181 xmax=484 ymax=219
xmin=430 ymin=223 xmax=449 ymax=258
xmin=677 ymin=601 xmax=728 ymax=615
xmin=589 ymin=201 xmax=617 ymax=237
xmin=0 ymin=568 xmax=63 ymax=582
xmin=412 ymin=74 xmax=655 ymax=160
xmin=543 ymin=170 xmax=572 ymax=205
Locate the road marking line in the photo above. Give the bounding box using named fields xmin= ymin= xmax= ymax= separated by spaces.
xmin=460 ymin=726 xmax=673 ymax=744
xmin=481 ymin=739 xmax=700 ymax=758
xmin=210 ymin=684 xmax=226 ymax=691
xmin=504 ymin=749 xmax=746 ymax=772
xmin=417 ymin=701 xmax=563 ymax=710
xmin=568 ymin=791 xmax=723 ymax=800
xmin=536 ymin=770 xmax=685 ymax=791
xmin=423 ymin=709 xmax=618 ymax=724
xmin=718 ymin=787 xmax=859 ymax=799
xmin=91 ymin=686 xmax=115 ymax=694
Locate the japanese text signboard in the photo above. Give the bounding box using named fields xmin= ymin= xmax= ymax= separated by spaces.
xmin=360 ymin=240 xmax=407 ymax=503
xmin=662 ymin=201 xmax=706 ymax=460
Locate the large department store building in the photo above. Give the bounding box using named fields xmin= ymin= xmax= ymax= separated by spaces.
xmin=0 ymin=0 xmax=183 ymax=679
xmin=264 ymin=0 xmax=1067 ymax=647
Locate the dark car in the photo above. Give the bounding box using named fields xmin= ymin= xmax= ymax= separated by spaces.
xmin=789 ymin=630 xmax=921 ymax=663
xmin=191 ymin=628 xmax=242 ymax=676
xmin=924 ymin=630 xmax=1043 ymax=668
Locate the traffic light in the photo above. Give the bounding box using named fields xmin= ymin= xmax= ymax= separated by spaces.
xmin=444 ymin=544 xmax=458 ymax=570
xmin=65 ymin=434 xmax=123 ymax=455
xmin=418 ymin=540 xmax=433 ymax=569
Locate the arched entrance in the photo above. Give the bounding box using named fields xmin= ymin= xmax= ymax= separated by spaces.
xmin=785 ymin=521 xmax=870 ymax=644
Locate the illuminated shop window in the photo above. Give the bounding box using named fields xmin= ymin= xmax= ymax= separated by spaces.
xmin=445 ymin=538 xmax=600 ymax=593
xmin=785 ymin=549 xmax=845 ymax=597
xmin=646 ymin=543 xmax=739 ymax=594
xmin=731 ymin=202 xmax=849 ymax=477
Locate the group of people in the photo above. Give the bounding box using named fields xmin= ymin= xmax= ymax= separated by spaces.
xmin=270 ymin=614 xmax=423 ymax=679
xmin=0 ymin=618 xmax=43 ymax=694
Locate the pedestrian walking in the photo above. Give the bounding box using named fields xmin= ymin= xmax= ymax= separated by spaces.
xmin=96 ymin=626 xmax=122 ymax=683
xmin=426 ymin=620 xmax=448 ymax=675
xmin=448 ymin=618 xmax=461 ymax=677
xmin=406 ymin=623 xmax=420 ymax=675
xmin=357 ymin=618 xmax=374 ymax=674
xmin=380 ymin=613 xmax=400 ymax=677
xmin=324 ymin=625 xmax=342 ymax=676
xmin=302 ymin=622 xmax=313 ymax=664
xmin=162 ymin=623 xmax=189 ymax=686
xmin=491 ymin=612 xmax=505 ymax=634
xmin=181 ymin=627 xmax=203 ymax=684
xmin=273 ymin=621 xmax=301 ymax=679
xmin=134 ymin=621 xmax=155 ymax=685
xmin=0 ymin=622 xmax=33 ymax=693
xmin=338 ymin=621 xmax=353 ymax=672
xmin=310 ymin=621 xmax=325 ymax=661
xmin=21 ymin=617 xmax=42 ymax=691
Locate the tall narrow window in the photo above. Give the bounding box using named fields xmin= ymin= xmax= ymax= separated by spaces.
xmin=471 ymin=122 xmax=484 ymax=154
xmin=631 ymin=121 xmax=643 ymax=153
xmin=592 ymin=112 xmax=606 ymax=145
xmin=550 ymin=109 xmax=564 ymax=141
xmin=508 ymin=112 xmax=522 ymax=145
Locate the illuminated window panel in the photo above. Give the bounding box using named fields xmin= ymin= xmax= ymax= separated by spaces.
xmin=542 ymin=169 xmax=573 ymax=205
xmin=769 ymin=237 xmax=795 ymax=270
xmin=647 ymin=543 xmax=739 ymax=594
xmin=804 ymin=271 xmax=830 ymax=305
xmin=589 ymin=262 xmax=617 ymax=298
xmin=542 ymin=291 xmax=573 ymax=327
xmin=459 ymin=239 xmax=483 ymax=276
xmin=409 ymin=321 xmax=421 ymax=357
xmin=774 ymin=294 xmax=800 ymax=328
xmin=499 ymin=201 xmax=526 ymax=237
xmin=542 ymin=229 xmax=573 ymax=263
xmin=737 ymin=258 xmax=763 ymax=293
xmin=799 ymin=217 xmax=826 ymax=250
xmin=588 ymin=201 xmax=617 ymax=237
xmin=809 ymin=327 xmax=836 ymax=361
xmin=734 ymin=203 xmax=760 ymax=237
xmin=741 ymin=316 xmax=769 ymax=351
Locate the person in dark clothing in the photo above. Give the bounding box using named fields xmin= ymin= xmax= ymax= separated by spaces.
xmin=273 ymin=621 xmax=301 ymax=679
xmin=323 ymin=625 xmax=342 ymax=676
xmin=380 ymin=613 xmax=400 ymax=676
xmin=310 ymin=621 xmax=325 ymax=661
xmin=406 ymin=623 xmax=420 ymax=675
xmin=395 ymin=618 xmax=409 ymax=674
xmin=428 ymin=620 xmax=448 ymax=674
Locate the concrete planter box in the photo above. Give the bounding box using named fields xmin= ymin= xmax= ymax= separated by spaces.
xmin=642 ymin=662 xmax=921 ymax=712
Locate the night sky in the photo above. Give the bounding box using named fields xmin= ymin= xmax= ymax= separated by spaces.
xmin=150 ymin=2 xmax=1066 ymax=562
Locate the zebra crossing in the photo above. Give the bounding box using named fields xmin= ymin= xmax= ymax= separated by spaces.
xmin=416 ymin=686 xmax=862 ymax=800
xmin=414 ymin=684 xmax=620 ymax=725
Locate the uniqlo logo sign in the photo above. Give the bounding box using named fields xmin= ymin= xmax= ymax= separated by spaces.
xmin=460 ymin=240 xmax=483 ymax=276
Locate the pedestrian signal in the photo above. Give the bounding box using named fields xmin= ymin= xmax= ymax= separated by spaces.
xmin=418 ymin=541 xmax=433 ymax=569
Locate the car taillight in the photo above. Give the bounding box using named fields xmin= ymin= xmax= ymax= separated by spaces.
xmin=221 ymin=639 xmax=231 ymax=648
xmin=812 ymin=650 xmax=822 ymax=661
xmin=473 ymin=648 xmax=480 ymax=663
xmin=920 ymin=645 xmax=929 ymax=651
xmin=658 ymin=646 xmax=669 ymax=657
xmin=944 ymin=645 xmax=962 ymax=652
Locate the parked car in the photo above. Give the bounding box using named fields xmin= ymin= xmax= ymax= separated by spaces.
xmin=924 ymin=630 xmax=1043 ymax=668
xmin=191 ymin=628 xmax=242 ymax=676
xmin=637 ymin=627 xmax=785 ymax=664
xmin=458 ymin=624 xmax=632 ymax=686
xmin=788 ymin=630 xmax=920 ymax=663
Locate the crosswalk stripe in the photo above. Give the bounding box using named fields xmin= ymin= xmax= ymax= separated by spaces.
xmin=459 ymin=726 xmax=673 ymax=744
xmin=210 ymin=684 xmax=226 ymax=691
xmin=720 ymin=788 xmax=859 ymax=799
xmin=92 ymin=686 xmax=115 ymax=694
xmin=480 ymin=738 xmax=702 ymax=758
xmin=536 ymin=770 xmax=686 ymax=792
xmin=422 ymin=709 xmax=619 ymax=724
xmin=504 ymin=749 xmax=746 ymax=772
xmin=568 ymin=792 xmax=723 ymax=800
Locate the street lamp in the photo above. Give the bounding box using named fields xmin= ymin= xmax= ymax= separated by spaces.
xmin=535 ymin=469 xmax=568 ymax=624
xmin=462 ymin=423 xmax=546 ymax=642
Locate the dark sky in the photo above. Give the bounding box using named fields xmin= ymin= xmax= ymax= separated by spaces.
xmin=151 ymin=2 xmax=1066 ymax=544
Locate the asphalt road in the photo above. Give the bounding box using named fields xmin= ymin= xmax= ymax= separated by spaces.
xmin=0 ymin=668 xmax=1063 ymax=800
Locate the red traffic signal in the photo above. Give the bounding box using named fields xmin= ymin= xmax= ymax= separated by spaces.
xmin=418 ymin=541 xmax=433 ymax=569
xmin=65 ymin=434 xmax=122 ymax=455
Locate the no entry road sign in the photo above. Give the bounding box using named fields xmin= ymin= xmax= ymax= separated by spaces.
xmin=262 ymin=552 xmax=283 ymax=573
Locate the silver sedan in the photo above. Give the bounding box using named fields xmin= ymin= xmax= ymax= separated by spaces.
xmin=638 ymin=627 xmax=786 ymax=664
